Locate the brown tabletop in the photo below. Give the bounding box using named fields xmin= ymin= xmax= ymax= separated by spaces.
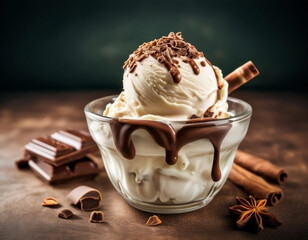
xmin=0 ymin=90 xmax=307 ymax=240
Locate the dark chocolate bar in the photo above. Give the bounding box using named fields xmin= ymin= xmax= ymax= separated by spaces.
xmin=67 ymin=185 xmax=102 ymax=210
xmin=28 ymin=157 xmax=99 ymax=184
xmin=24 ymin=129 xmax=98 ymax=166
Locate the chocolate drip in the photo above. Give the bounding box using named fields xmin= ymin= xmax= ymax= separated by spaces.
xmin=161 ymin=59 xmax=182 ymax=83
xmin=175 ymin=123 xmax=231 ymax=181
xmin=109 ymin=119 xmax=176 ymax=160
xmin=183 ymin=58 xmax=200 ymax=75
xmin=109 ymin=118 xmax=231 ymax=181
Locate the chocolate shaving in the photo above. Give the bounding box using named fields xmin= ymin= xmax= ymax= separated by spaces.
xmin=123 ymin=32 xmax=206 ymax=83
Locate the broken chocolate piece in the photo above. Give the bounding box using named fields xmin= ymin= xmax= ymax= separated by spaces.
xmin=51 ymin=129 xmax=94 ymax=150
xmin=146 ymin=215 xmax=162 ymax=226
xmin=32 ymin=136 xmax=75 ymax=156
xmin=58 ymin=209 xmax=74 ymax=219
xmin=67 ymin=185 xmax=102 ymax=211
xmin=28 ymin=157 xmax=99 ymax=184
xmin=15 ymin=152 xmax=32 ymax=169
xmin=89 ymin=211 xmax=104 ymax=223
xmin=42 ymin=197 xmax=59 ymax=207
xmin=24 ymin=129 xmax=98 ymax=166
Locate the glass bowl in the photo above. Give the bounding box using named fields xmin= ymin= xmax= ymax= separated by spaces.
xmin=85 ymin=95 xmax=252 ymax=214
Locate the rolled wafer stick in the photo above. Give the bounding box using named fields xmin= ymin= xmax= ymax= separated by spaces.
xmin=225 ymin=61 xmax=259 ymax=94
xmin=228 ymin=163 xmax=283 ymax=206
xmin=235 ymin=150 xmax=288 ymax=184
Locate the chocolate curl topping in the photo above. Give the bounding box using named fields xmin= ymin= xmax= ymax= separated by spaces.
xmin=123 ymin=32 xmax=205 ymax=83
xmin=225 ymin=61 xmax=259 ymax=94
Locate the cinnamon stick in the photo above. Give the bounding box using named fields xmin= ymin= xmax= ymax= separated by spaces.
xmin=225 ymin=61 xmax=259 ymax=94
xmin=235 ymin=150 xmax=288 ymax=184
xmin=228 ymin=163 xmax=283 ymax=206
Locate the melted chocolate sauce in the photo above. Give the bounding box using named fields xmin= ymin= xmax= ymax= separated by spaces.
xmin=183 ymin=58 xmax=200 ymax=75
xmin=161 ymin=59 xmax=182 ymax=83
xmin=109 ymin=118 xmax=231 ymax=182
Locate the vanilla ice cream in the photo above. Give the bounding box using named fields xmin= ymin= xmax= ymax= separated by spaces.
xmin=104 ymin=32 xmax=230 ymax=120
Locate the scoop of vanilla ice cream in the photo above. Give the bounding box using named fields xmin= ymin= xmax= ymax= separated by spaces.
xmin=104 ymin=32 xmax=230 ymax=120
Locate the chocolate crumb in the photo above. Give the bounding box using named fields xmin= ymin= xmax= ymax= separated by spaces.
xmin=146 ymin=215 xmax=162 ymax=226
xmin=58 ymin=209 xmax=73 ymax=219
xmin=204 ymin=111 xmax=214 ymax=118
xmin=15 ymin=158 xmax=30 ymax=169
xmin=42 ymin=197 xmax=59 ymax=207
xmin=89 ymin=211 xmax=104 ymax=223
xmin=190 ymin=114 xmax=201 ymax=119
xmin=200 ymin=61 xmax=206 ymax=67
xmin=15 ymin=152 xmax=32 ymax=169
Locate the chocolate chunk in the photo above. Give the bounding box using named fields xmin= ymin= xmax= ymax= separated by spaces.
xmin=89 ymin=211 xmax=104 ymax=223
xmin=15 ymin=152 xmax=32 ymax=169
xmin=189 ymin=114 xmax=201 ymax=119
xmin=28 ymin=157 xmax=99 ymax=184
xmin=42 ymin=197 xmax=59 ymax=207
xmin=58 ymin=209 xmax=74 ymax=219
xmin=67 ymin=186 xmax=102 ymax=211
xmin=24 ymin=129 xmax=98 ymax=166
xmin=146 ymin=215 xmax=162 ymax=226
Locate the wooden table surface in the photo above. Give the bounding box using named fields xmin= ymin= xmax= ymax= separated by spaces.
xmin=0 ymin=90 xmax=307 ymax=240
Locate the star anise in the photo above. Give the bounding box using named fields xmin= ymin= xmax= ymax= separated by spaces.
xmin=229 ymin=195 xmax=281 ymax=232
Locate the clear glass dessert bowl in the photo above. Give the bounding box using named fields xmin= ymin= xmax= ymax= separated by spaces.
xmin=85 ymin=95 xmax=252 ymax=214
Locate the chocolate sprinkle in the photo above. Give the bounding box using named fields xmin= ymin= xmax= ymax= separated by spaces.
xmin=123 ymin=32 xmax=206 ymax=83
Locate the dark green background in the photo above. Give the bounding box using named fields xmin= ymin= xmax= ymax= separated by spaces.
xmin=1 ymin=0 xmax=307 ymax=91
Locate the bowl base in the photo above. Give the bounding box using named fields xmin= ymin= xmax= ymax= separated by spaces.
xmin=123 ymin=196 xmax=214 ymax=214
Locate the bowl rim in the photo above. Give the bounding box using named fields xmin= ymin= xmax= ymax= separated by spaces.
xmin=84 ymin=94 xmax=252 ymax=125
